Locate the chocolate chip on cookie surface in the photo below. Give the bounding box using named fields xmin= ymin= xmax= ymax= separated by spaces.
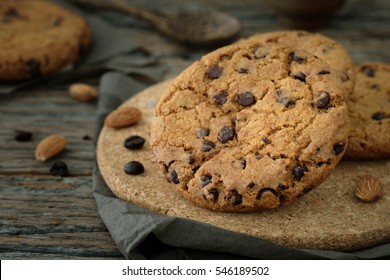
xmin=344 ymin=62 xmax=390 ymax=160
xmin=150 ymin=41 xmax=349 ymax=212
xmin=0 ymin=0 xmax=92 ymax=81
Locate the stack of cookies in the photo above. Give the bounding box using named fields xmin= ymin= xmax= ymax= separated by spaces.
xmin=0 ymin=0 xmax=92 ymax=81
xmin=150 ymin=30 xmax=389 ymax=212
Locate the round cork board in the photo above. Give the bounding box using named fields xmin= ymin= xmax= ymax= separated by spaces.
xmin=97 ymin=80 xmax=390 ymax=251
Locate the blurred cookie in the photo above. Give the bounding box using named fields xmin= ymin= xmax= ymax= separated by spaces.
xmin=150 ymin=41 xmax=349 ymax=212
xmin=344 ymin=62 xmax=390 ymax=159
xmin=241 ymin=30 xmax=355 ymax=98
xmin=0 ymin=0 xmax=92 ymax=81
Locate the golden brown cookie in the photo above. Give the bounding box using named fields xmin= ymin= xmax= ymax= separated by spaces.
xmin=344 ymin=62 xmax=390 ymax=160
xmin=150 ymin=41 xmax=350 ymax=212
xmin=0 ymin=0 xmax=92 ymax=81
xmin=241 ymin=31 xmax=355 ymax=98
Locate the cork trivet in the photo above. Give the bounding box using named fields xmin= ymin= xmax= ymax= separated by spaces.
xmin=97 ymin=80 xmax=390 ymax=251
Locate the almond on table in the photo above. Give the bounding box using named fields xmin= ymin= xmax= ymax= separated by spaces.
xmin=69 ymin=83 xmax=98 ymax=102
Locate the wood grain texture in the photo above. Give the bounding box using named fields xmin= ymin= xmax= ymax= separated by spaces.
xmin=1 ymin=0 xmax=389 ymax=259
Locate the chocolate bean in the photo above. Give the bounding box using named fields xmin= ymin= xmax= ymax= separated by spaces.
xmin=170 ymin=170 xmax=179 ymax=184
xmin=236 ymin=92 xmax=255 ymax=106
xmin=82 ymin=135 xmax=92 ymax=141
xmin=333 ymin=143 xmax=344 ymax=155
xmin=372 ymin=112 xmax=386 ymax=121
xmin=294 ymin=72 xmax=306 ymax=82
xmin=225 ymin=190 xmax=242 ymax=206
xmin=362 ymin=66 xmax=375 ymax=77
xmin=202 ymin=140 xmax=215 ymax=152
xmin=208 ymin=66 xmax=222 ymax=79
xmin=208 ymin=188 xmax=219 ymax=201
xmin=247 ymin=181 xmax=255 ymax=188
xmin=124 ymin=161 xmax=144 ymax=175
xmin=314 ymin=91 xmax=330 ymax=109
xmin=124 ymin=135 xmax=145 ymax=149
xmin=238 ymin=68 xmax=248 ymax=74
xmin=218 ymin=126 xmax=235 ymax=143
xmin=199 ymin=128 xmax=210 ymax=137
xmin=292 ymin=165 xmax=308 ymax=181
xmin=50 ymin=161 xmax=68 ymax=177
xmin=262 ymin=137 xmax=271 ymax=144
xmin=14 ymin=130 xmax=32 ymax=142
xmin=213 ymin=91 xmax=228 ymax=105
xmin=240 ymin=159 xmax=247 ymax=169
xmin=277 ymin=89 xmax=294 ymax=108
xmin=318 ymin=70 xmax=330 ymax=75
xmin=289 ymin=52 xmax=305 ymax=64
xmin=200 ymin=175 xmax=212 ymax=186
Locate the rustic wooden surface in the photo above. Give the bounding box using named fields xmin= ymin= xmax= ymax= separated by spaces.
xmin=0 ymin=0 xmax=389 ymax=259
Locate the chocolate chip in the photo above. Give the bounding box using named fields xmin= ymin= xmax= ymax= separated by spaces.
xmin=124 ymin=135 xmax=145 ymax=149
xmin=236 ymin=92 xmax=255 ymax=106
xmin=253 ymin=47 xmax=268 ymax=59
xmin=208 ymin=188 xmax=219 ymax=201
xmin=240 ymin=159 xmax=247 ymax=169
xmin=14 ymin=130 xmax=32 ymax=142
xmin=372 ymin=112 xmax=386 ymax=120
xmin=318 ymin=70 xmax=330 ymax=75
xmin=333 ymin=143 xmax=344 ymax=155
xmin=199 ymin=128 xmax=210 ymax=137
xmin=213 ymin=91 xmax=228 ymax=105
xmin=124 ymin=161 xmax=144 ymax=175
xmin=51 ymin=16 xmax=63 ymax=26
xmin=163 ymin=160 xmax=174 ymax=173
xmin=255 ymin=152 xmax=262 ymax=160
xmin=277 ymin=89 xmax=294 ymax=108
xmin=294 ymin=72 xmax=306 ymax=82
xmin=5 ymin=8 xmax=20 ymax=18
xmin=188 ymin=157 xmax=195 ymax=164
xmin=247 ymin=181 xmax=255 ymax=188
xmin=314 ymin=91 xmax=330 ymax=109
xmin=200 ymin=175 xmax=212 ymax=186
xmin=50 ymin=161 xmax=68 ymax=177
xmin=170 ymin=170 xmax=179 ymax=184
xmin=262 ymin=137 xmax=271 ymax=144
xmin=225 ymin=190 xmax=242 ymax=206
xmin=277 ymin=183 xmax=288 ymax=190
xmin=202 ymin=140 xmax=215 ymax=152
xmin=192 ymin=166 xmax=200 ymax=173
xmin=208 ymin=66 xmax=222 ymax=79
xmin=26 ymin=58 xmax=41 ymax=78
xmin=218 ymin=126 xmax=235 ymax=143
xmin=256 ymin=188 xmax=276 ymax=199
xmin=289 ymin=52 xmax=305 ymax=64
xmin=362 ymin=66 xmax=375 ymax=77
xmin=369 ymin=84 xmax=380 ymax=90
xmin=292 ymin=165 xmax=308 ymax=181
xmin=238 ymin=68 xmax=248 ymax=74
xmin=302 ymin=186 xmax=313 ymax=193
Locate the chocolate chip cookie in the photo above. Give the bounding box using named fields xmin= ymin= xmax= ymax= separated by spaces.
xmin=0 ymin=0 xmax=92 ymax=81
xmin=241 ymin=31 xmax=355 ymax=98
xmin=344 ymin=62 xmax=390 ymax=160
xmin=150 ymin=41 xmax=350 ymax=212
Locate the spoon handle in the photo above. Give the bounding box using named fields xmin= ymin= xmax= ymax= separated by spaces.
xmin=67 ymin=0 xmax=168 ymax=27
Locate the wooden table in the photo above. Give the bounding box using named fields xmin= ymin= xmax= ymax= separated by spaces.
xmin=1 ymin=0 xmax=389 ymax=259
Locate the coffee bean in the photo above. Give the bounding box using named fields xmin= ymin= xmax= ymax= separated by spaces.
xmin=292 ymin=165 xmax=307 ymax=181
xmin=124 ymin=161 xmax=144 ymax=175
xmin=333 ymin=143 xmax=344 ymax=155
xmin=200 ymin=175 xmax=212 ymax=186
xmin=362 ymin=66 xmax=375 ymax=77
xmin=50 ymin=161 xmax=68 ymax=177
xmin=318 ymin=70 xmax=330 ymax=75
xmin=372 ymin=112 xmax=386 ymax=121
xmin=124 ymin=135 xmax=145 ymax=149
xmin=314 ymin=91 xmax=330 ymax=109
xmin=225 ymin=190 xmax=242 ymax=206
xmin=289 ymin=52 xmax=305 ymax=64
xmin=14 ymin=130 xmax=32 ymax=142
xmin=199 ymin=128 xmax=210 ymax=137
xmin=294 ymin=72 xmax=306 ymax=82
xmin=82 ymin=135 xmax=92 ymax=141
xmin=236 ymin=92 xmax=255 ymax=106
xmin=170 ymin=170 xmax=179 ymax=184
xmin=218 ymin=126 xmax=235 ymax=143
xmin=213 ymin=91 xmax=228 ymax=105
xmin=208 ymin=66 xmax=222 ymax=79
xmin=202 ymin=140 xmax=215 ymax=152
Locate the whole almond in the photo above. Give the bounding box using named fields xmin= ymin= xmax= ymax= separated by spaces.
xmin=355 ymin=175 xmax=384 ymax=202
xmin=69 ymin=83 xmax=97 ymax=102
xmin=35 ymin=135 xmax=67 ymax=161
xmin=105 ymin=106 xmax=142 ymax=128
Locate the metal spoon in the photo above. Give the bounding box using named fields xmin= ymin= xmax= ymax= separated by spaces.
xmin=68 ymin=0 xmax=242 ymax=46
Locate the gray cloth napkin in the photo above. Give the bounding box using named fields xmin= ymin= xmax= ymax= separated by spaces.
xmin=93 ymin=72 xmax=390 ymax=260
